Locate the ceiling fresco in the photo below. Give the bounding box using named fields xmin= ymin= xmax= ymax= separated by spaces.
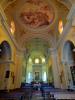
xmin=4 ymin=0 xmax=69 ymax=49
xmin=20 ymin=0 xmax=55 ymax=28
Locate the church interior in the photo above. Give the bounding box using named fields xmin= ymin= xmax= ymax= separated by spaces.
xmin=0 ymin=0 xmax=75 ymax=99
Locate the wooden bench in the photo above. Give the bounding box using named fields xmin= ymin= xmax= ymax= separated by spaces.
xmin=11 ymin=87 xmax=32 ymax=100
xmin=41 ymin=86 xmax=52 ymax=100
xmin=54 ymin=93 xmax=75 ymax=99
xmin=0 ymin=92 xmax=25 ymax=100
xmin=49 ymin=91 xmax=75 ymax=100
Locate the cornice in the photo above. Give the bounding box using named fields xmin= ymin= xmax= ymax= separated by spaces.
xmin=0 ymin=1 xmax=74 ymax=53
xmin=0 ymin=0 xmax=16 ymax=10
xmin=67 ymin=4 xmax=75 ymax=20
xmin=0 ymin=6 xmax=26 ymax=52
xmin=56 ymin=4 xmax=75 ymax=50
xmin=56 ymin=0 xmax=72 ymax=9
xmin=0 ymin=60 xmax=14 ymax=64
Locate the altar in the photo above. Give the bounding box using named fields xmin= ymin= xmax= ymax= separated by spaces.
xmin=33 ymin=82 xmax=41 ymax=91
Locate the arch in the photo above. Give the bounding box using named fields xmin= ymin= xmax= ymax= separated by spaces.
xmin=0 ymin=40 xmax=11 ymax=60
xmin=0 ymin=41 xmax=12 ymax=90
xmin=62 ymin=40 xmax=75 ymax=88
xmin=63 ymin=40 xmax=75 ymax=63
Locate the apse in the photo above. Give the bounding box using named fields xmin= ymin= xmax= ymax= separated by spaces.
xmin=21 ymin=38 xmax=53 ymax=84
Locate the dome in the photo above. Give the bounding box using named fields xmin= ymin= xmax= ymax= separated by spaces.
xmin=19 ymin=0 xmax=55 ymax=31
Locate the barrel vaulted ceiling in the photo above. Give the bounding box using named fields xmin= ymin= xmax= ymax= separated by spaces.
xmin=0 ymin=0 xmax=73 ymax=50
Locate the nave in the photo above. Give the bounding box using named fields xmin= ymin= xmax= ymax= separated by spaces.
xmin=0 ymin=0 xmax=75 ymax=99
xmin=0 ymin=82 xmax=75 ymax=100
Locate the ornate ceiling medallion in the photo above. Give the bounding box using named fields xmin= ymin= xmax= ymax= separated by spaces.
xmin=20 ymin=0 xmax=55 ymax=30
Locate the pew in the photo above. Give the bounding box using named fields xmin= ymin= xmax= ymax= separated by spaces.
xmin=21 ymin=88 xmax=32 ymax=100
xmin=41 ymin=87 xmax=74 ymax=100
xmin=0 ymin=88 xmax=32 ymax=100
xmin=12 ymin=87 xmax=32 ymax=100
xmin=0 ymin=91 xmax=25 ymax=100
xmin=21 ymin=83 xmax=33 ymax=100
xmin=54 ymin=93 xmax=75 ymax=99
xmin=49 ymin=91 xmax=75 ymax=100
xmin=41 ymin=85 xmax=54 ymax=100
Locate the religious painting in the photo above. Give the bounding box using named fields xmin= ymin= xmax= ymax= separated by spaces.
xmin=35 ymin=72 xmax=40 ymax=81
xmin=20 ymin=0 xmax=55 ymax=28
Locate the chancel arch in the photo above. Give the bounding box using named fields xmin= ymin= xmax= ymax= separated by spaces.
xmin=0 ymin=40 xmax=12 ymax=90
xmin=21 ymin=38 xmax=54 ymax=86
xmin=63 ymin=40 xmax=75 ymax=89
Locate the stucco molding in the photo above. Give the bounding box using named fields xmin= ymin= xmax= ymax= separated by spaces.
xmin=0 ymin=6 xmax=26 ymax=53
xmin=67 ymin=4 xmax=75 ymax=20
xmin=0 ymin=0 xmax=16 ymax=10
xmin=56 ymin=4 xmax=75 ymax=50
xmin=56 ymin=0 xmax=72 ymax=9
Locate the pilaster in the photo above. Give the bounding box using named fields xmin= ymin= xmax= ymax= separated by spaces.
xmin=50 ymin=49 xmax=61 ymax=88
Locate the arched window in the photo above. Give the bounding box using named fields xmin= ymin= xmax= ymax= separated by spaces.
xmin=0 ymin=41 xmax=11 ymax=60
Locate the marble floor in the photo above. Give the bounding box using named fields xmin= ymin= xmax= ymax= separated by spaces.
xmin=31 ymin=91 xmax=43 ymax=100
